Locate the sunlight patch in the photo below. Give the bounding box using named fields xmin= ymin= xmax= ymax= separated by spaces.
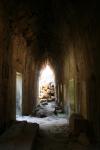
xmin=39 ymin=64 xmax=56 ymax=100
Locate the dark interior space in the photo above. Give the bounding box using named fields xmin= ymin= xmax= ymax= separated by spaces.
xmin=0 ymin=0 xmax=100 ymax=149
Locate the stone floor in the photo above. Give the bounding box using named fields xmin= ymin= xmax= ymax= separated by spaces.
xmin=16 ymin=114 xmax=68 ymax=128
xmin=17 ymin=115 xmax=100 ymax=150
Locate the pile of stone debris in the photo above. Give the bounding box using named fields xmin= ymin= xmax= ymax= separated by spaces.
xmin=0 ymin=121 xmax=39 ymax=150
xmin=39 ymin=82 xmax=55 ymax=101
xmin=33 ymin=99 xmax=64 ymax=118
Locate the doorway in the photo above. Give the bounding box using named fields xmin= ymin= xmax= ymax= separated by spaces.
xmin=16 ymin=72 xmax=22 ymax=117
xmin=34 ymin=64 xmax=57 ymax=117
xmin=39 ymin=64 xmax=56 ymax=102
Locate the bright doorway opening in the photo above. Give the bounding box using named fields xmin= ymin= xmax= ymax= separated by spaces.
xmin=16 ymin=72 xmax=22 ymax=118
xmin=39 ymin=64 xmax=56 ymax=102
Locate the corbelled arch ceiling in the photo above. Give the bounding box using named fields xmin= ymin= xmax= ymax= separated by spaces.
xmin=1 ymin=0 xmax=76 ymax=60
xmin=1 ymin=0 xmax=99 ymax=85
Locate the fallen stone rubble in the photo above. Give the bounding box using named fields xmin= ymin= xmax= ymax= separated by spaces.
xmin=0 ymin=121 xmax=39 ymax=150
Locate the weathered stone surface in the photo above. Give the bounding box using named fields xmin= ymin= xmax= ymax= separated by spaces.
xmin=69 ymin=113 xmax=84 ymax=133
xmin=0 ymin=121 xmax=39 ymax=150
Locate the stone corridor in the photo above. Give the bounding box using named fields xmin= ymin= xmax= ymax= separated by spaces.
xmin=0 ymin=0 xmax=100 ymax=148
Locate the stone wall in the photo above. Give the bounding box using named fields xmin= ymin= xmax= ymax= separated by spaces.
xmin=0 ymin=1 xmax=11 ymax=133
xmin=58 ymin=2 xmax=100 ymax=138
xmin=0 ymin=1 xmax=38 ymax=132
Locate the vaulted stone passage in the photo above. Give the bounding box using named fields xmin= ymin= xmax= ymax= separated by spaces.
xmin=0 ymin=0 xmax=100 ymax=146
